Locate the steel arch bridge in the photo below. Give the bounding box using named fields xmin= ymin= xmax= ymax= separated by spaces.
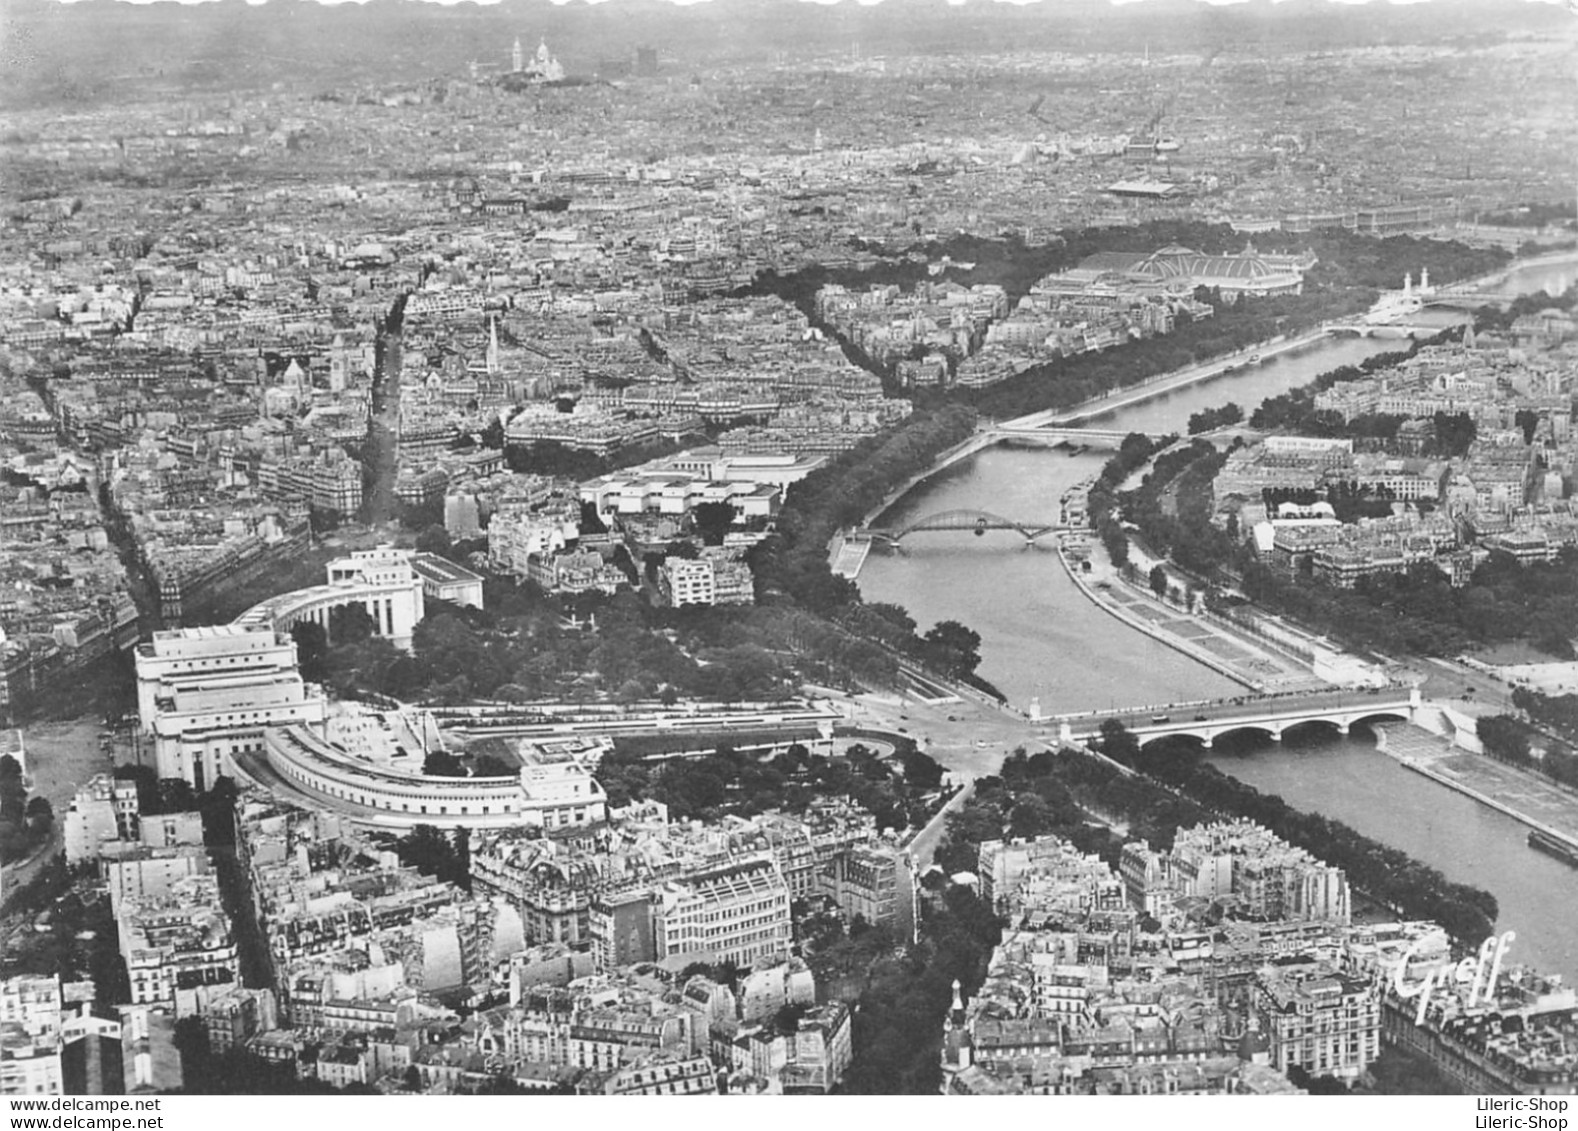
xmin=863 ymin=509 xmax=1064 ymax=545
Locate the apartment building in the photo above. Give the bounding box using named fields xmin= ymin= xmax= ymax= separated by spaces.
xmin=1252 ymin=965 xmax=1380 ymax=1082
xmin=659 ymin=558 xmax=715 ymax=607
xmin=105 ymin=846 xmax=212 ymax=915
xmin=817 ymin=842 xmax=914 ymax=942
xmin=62 ymin=774 xmax=140 ymax=863
xmin=654 ymin=857 xmax=792 ymax=968
xmin=487 ymin=511 xmax=575 ymax=579
xmin=589 ymin=891 xmax=658 ymax=972
xmin=0 ymin=977 xmax=63 ymax=1096
xmin=118 ymin=875 xmax=240 ymax=1013
xmin=471 ymin=836 xmax=598 ymax=946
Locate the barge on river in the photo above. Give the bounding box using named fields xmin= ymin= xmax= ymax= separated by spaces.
xmin=1528 ymin=828 xmax=1578 ymax=868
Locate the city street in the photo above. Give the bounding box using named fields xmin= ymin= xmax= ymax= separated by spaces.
xmin=823 ymin=687 xmax=1053 ymax=783
xmin=1 ymin=716 xmax=108 ymax=907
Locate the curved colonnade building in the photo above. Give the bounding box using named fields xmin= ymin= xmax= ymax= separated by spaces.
xmin=133 ymin=546 xmax=594 ymax=832
xmin=238 ymin=723 xmax=606 ymax=833
xmin=230 ymin=562 xmax=424 ymax=649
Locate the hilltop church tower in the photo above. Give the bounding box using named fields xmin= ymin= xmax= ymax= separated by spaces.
xmin=512 ymin=38 xmax=524 ymax=74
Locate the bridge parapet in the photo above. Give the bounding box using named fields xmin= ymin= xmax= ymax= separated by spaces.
xmin=987 ymin=426 xmax=1165 ymax=450
xmin=861 ymin=508 xmax=1071 ymax=545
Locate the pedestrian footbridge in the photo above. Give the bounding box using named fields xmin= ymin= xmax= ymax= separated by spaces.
xmin=987 ymin=425 xmax=1162 ymax=449
xmin=860 ymin=508 xmax=1073 ymax=546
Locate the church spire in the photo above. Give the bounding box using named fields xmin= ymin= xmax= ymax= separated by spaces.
xmin=941 ymin=979 xmax=973 ymax=1074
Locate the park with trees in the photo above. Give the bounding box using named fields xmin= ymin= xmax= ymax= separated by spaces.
xmin=595 ymin=737 xmax=949 ymax=834
xmin=305 ymin=397 xmax=1001 ymax=712
xmin=1234 ymin=545 xmax=1578 ymax=660
xmin=1188 ymin=402 xmax=1243 ymax=435
xmin=802 ymin=222 xmax=1508 ymax=403
xmin=835 ymin=881 xmax=1000 ymax=1094
xmin=388 ymin=824 xmax=472 ymax=891
xmin=299 ymin=586 xmax=807 ymax=707
xmin=0 ymin=754 xmax=54 ymax=865
xmin=1475 ymin=689 xmax=1578 ymax=791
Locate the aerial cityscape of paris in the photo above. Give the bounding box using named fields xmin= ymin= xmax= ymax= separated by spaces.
xmin=2 ymin=0 xmax=1578 ymax=1107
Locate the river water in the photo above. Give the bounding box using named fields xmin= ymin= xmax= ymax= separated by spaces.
xmin=858 ymin=255 xmax=1578 ymax=980
xmin=1204 ymin=729 xmax=1578 ymax=983
xmin=859 ymin=334 xmax=1407 ymax=710
xmin=1504 ymin=257 xmax=1578 ymax=299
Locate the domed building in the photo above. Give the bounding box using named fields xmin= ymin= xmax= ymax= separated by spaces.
xmin=504 ymin=37 xmax=565 ymax=86
xmin=1136 ymin=243 xmax=1317 ymax=301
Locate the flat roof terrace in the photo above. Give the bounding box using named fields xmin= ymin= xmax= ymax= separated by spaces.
xmin=408 ymin=553 xmax=483 ymax=586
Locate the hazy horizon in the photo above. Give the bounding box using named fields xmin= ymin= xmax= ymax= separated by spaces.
xmin=25 ymin=0 xmax=1572 ymax=9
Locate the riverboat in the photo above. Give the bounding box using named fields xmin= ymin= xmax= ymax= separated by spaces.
xmin=1527 ymin=828 xmax=1578 ymax=868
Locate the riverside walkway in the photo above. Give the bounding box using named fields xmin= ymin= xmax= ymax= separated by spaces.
xmin=1376 ymin=722 xmax=1578 ymax=851
xmin=995 ymin=327 xmax=1331 ymax=432
xmin=830 ymin=532 xmax=873 ymax=579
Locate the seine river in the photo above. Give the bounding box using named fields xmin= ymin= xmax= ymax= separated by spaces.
xmin=859 ymin=254 xmax=1578 ymax=981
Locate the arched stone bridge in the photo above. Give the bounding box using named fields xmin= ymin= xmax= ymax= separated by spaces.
xmin=233 ymin=575 xmax=426 ymax=651
xmin=1059 ymin=689 xmax=1419 ymax=750
xmin=861 ymin=509 xmax=1074 ymax=546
